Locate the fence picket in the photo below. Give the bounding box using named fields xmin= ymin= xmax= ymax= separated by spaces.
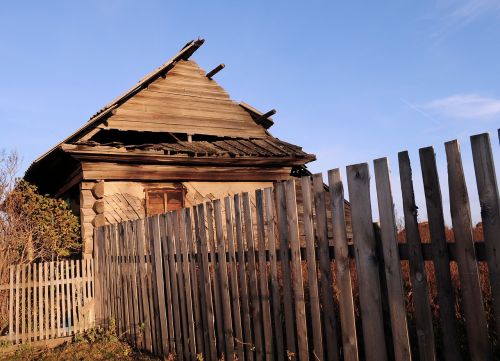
xmin=301 ymin=176 xmax=324 ymax=361
xmin=55 ymin=262 xmax=61 ymax=338
xmin=242 ymin=192 xmax=264 ymax=360
xmin=9 ymin=266 xmax=13 ymax=343
xmin=224 ymin=196 xmax=245 ymax=361
xmin=313 ymin=173 xmax=342 ymax=360
xmin=173 ymin=211 xmax=191 ymax=361
xmin=159 ymin=214 xmax=175 ymax=354
xmin=346 ymin=163 xmax=387 ymax=361
xmin=21 ymin=265 xmax=25 ymax=342
xmin=471 ymin=133 xmax=500 ymax=339
xmin=186 ymin=208 xmax=205 ymax=357
xmin=44 ymin=262 xmax=49 ymax=340
xmin=206 ymin=202 xmax=225 ymax=359
xmin=284 ymin=180 xmax=309 ymax=361
xmin=196 ymin=204 xmax=218 ymax=361
xmin=193 ymin=206 xmax=211 ymax=357
xmin=180 ymin=208 xmax=198 ymax=358
xmin=275 ymin=182 xmax=297 ymax=358
xmin=149 ymin=216 xmax=168 ymax=356
xmin=33 ymin=264 xmax=37 ymax=340
xmin=263 ymin=187 xmax=285 ymax=361
xmin=214 ymin=199 xmax=236 ymax=360
xmin=374 ymin=157 xmax=412 ymax=361
xmin=399 ymin=151 xmax=436 ymax=361
xmin=28 ymin=264 xmax=32 ymax=342
xmin=60 ymin=262 xmax=66 ymax=337
xmin=445 ymin=140 xmax=491 ymax=360
xmin=419 ymin=146 xmax=461 ymax=361
xmin=255 ymin=190 xmax=273 ymax=361
xmin=234 ymin=194 xmax=254 ymax=361
xmin=15 ymin=265 xmax=20 ymax=344
xmin=39 ymin=263 xmax=44 ymax=340
xmin=167 ymin=212 xmax=184 ymax=359
xmin=136 ymin=220 xmax=153 ymax=352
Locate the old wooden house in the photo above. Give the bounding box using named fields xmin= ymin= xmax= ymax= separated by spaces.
xmin=25 ymin=39 xmax=321 ymax=256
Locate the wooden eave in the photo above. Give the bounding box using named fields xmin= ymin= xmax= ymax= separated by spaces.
xmin=61 ymin=143 xmax=316 ymax=167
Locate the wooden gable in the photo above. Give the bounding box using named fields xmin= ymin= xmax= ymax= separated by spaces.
xmin=105 ymin=60 xmax=267 ymax=138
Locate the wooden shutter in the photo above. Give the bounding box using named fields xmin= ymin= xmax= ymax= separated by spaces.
xmin=146 ymin=188 xmax=185 ymax=216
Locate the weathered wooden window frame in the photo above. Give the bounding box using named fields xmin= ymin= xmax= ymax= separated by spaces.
xmin=145 ymin=186 xmax=186 ymax=216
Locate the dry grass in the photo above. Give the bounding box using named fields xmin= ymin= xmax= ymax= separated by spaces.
xmin=0 ymin=324 xmax=160 ymax=361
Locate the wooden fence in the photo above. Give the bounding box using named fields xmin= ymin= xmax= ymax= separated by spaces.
xmin=93 ymin=130 xmax=500 ymax=361
xmin=3 ymin=258 xmax=95 ymax=344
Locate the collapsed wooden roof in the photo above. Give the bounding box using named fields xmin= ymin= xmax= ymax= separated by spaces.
xmin=25 ymin=39 xmax=315 ymax=192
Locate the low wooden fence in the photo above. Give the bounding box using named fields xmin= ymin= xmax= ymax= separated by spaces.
xmin=94 ymin=130 xmax=500 ymax=361
xmin=3 ymin=259 xmax=95 ymax=344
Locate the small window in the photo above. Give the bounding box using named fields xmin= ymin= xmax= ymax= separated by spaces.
xmin=146 ymin=187 xmax=185 ymax=216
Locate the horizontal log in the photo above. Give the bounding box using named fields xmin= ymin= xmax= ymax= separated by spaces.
xmin=81 ymin=162 xmax=293 ymax=181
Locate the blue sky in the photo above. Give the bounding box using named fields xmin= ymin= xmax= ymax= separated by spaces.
xmin=1 ymin=0 xmax=500 ymax=224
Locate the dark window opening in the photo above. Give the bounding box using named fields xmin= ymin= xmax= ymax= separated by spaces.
xmin=88 ymin=129 xmax=188 ymax=145
xmin=86 ymin=129 xmax=238 ymax=146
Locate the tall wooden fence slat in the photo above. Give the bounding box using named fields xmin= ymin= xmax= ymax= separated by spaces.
xmin=326 ymin=169 xmax=357 ymax=361
xmin=150 ymin=215 xmax=169 ymax=356
xmin=419 ymin=146 xmax=461 ymax=361
xmin=255 ymin=190 xmax=274 ymax=361
xmin=445 ymin=140 xmax=491 ymax=360
xmin=159 ymin=214 xmax=175 ymax=354
xmin=193 ymin=206 xmax=212 ymax=358
xmin=399 ymin=151 xmax=436 ymax=360
xmin=373 ymin=157 xmax=412 ymax=361
xmin=224 ymin=196 xmax=245 ymax=361
xmin=243 ymin=192 xmax=265 ymax=360
xmin=471 ymin=133 xmax=500 ymax=339
xmin=285 ymin=180 xmax=309 ymax=361
xmin=263 ymin=187 xmax=285 ymax=361
xmin=314 ymin=173 xmax=341 ymax=361
xmin=346 ymin=163 xmax=387 ymax=361
xmin=185 ymin=208 xmax=205 ymax=357
xmin=136 ymin=219 xmax=153 ymax=352
xmin=301 ymin=176 xmax=324 ymax=361
xmin=173 ymin=211 xmax=191 ymax=361
xmin=234 ymin=194 xmax=254 ymax=361
xmin=197 ymin=204 xmax=218 ymax=361
xmin=206 ymin=202 xmax=225 ymax=359
xmin=214 ymin=200 xmax=236 ymax=360
xmin=275 ymin=182 xmax=297 ymax=358
xmin=179 ymin=209 xmax=198 ymax=359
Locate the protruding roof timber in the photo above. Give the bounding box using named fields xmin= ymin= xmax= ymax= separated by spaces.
xmin=239 ymin=101 xmax=275 ymax=129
